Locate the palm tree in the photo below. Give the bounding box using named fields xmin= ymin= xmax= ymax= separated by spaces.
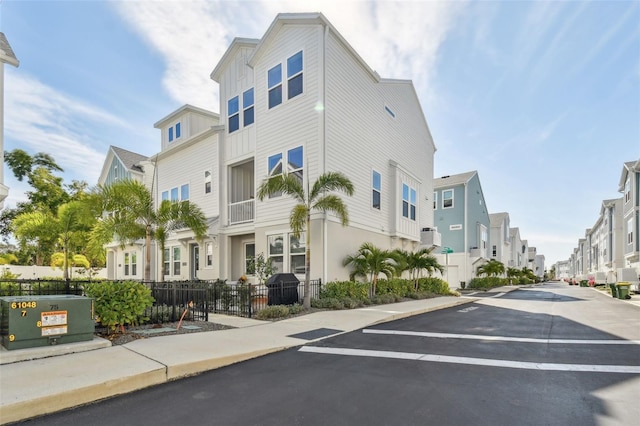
xmin=13 ymin=200 xmax=96 ymax=279
xmin=92 ymin=179 xmax=208 ymax=282
xmin=394 ymin=248 xmax=444 ymax=291
xmin=343 ymin=242 xmax=398 ymax=296
xmin=506 ymin=267 xmax=520 ymax=283
xmin=257 ymin=171 xmax=354 ymax=309
xmin=476 ymin=259 xmax=505 ymax=277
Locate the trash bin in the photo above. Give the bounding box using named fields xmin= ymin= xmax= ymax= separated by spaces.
xmin=266 ymin=273 xmax=300 ymax=305
xmin=616 ymin=282 xmax=631 ymax=300
xmin=609 ymin=283 xmax=618 ymax=298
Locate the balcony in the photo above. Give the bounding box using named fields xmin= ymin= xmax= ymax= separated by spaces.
xmin=420 ymin=228 xmax=442 ymax=248
xmin=228 ymin=199 xmax=254 ymax=225
xmin=469 ymin=247 xmax=483 ymax=258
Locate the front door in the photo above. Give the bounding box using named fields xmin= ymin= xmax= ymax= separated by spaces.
xmin=190 ymin=244 xmax=199 ymax=280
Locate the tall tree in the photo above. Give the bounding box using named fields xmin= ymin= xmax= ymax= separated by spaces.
xmin=257 ymin=171 xmax=354 ymax=309
xmin=343 ymin=242 xmax=398 ymax=296
xmin=92 ymin=179 xmax=208 ymax=282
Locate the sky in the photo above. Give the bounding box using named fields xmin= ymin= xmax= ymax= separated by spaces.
xmin=1 ymin=0 xmax=638 ymax=268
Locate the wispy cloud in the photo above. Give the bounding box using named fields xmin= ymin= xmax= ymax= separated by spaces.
xmin=4 ymin=72 xmax=125 ymax=186
xmin=112 ymin=0 xmax=465 ymax=109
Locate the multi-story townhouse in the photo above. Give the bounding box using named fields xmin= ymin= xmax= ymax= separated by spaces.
xmin=555 ymin=259 xmax=571 ymax=280
xmin=508 ymin=228 xmax=522 ymax=268
xmin=534 ymin=254 xmax=545 ymax=279
xmin=587 ymin=198 xmax=624 ymax=283
xmin=618 ymin=160 xmax=640 ymax=288
xmin=527 ymin=246 xmax=537 ymax=274
xmin=0 ymin=33 xmax=19 ymax=209
xmin=100 ymin=14 xmax=439 ymax=284
xmin=489 ymin=212 xmax=510 ymax=266
xmin=432 ymin=171 xmax=490 ymax=286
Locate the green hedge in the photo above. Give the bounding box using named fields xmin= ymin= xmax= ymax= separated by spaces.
xmin=468 ymin=277 xmax=508 ymax=290
xmin=85 ymin=281 xmax=154 ymax=333
xmin=319 ymin=281 xmax=369 ymax=301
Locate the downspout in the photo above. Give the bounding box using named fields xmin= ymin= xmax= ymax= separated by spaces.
xmin=464 ymin=180 xmax=468 ymax=283
xmin=322 ymin=24 xmax=329 ymax=282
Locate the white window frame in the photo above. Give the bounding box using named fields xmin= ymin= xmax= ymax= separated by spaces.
xmin=266 ymin=146 xmax=303 ymax=199
xmin=628 ymin=218 xmax=634 ymax=244
xmin=228 ymin=96 xmax=240 ymax=133
xmin=624 ymin=178 xmax=631 ymax=203
xmin=443 ymin=189 xmax=454 ymax=209
xmin=266 ymin=232 xmax=306 ymax=276
xmin=267 ymin=63 xmax=282 ymax=109
xmin=402 ymin=183 xmax=416 ymax=221
xmin=205 ymin=171 xmax=212 ymax=194
xmin=372 ymin=170 xmax=381 ymax=210
xmin=286 ymin=50 xmax=303 ymax=100
xmin=205 ymin=242 xmax=213 ymax=268
xmin=433 ymin=191 xmax=437 ymax=210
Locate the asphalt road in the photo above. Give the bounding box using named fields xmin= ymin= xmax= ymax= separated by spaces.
xmin=22 ymin=283 xmax=640 ymax=426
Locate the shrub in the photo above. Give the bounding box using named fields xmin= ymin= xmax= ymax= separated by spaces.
xmin=320 ymin=281 xmax=369 ymax=301
xmin=417 ymin=277 xmax=451 ymax=295
xmin=311 ymin=297 xmax=344 ymax=310
xmin=288 ymin=304 xmax=304 ymax=315
xmin=468 ymin=277 xmax=507 ymax=290
xmin=255 ymin=305 xmax=290 ymax=319
xmin=376 ymin=278 xmax=414 ymax=296
xmin=144 ymin=304 xmax=189 ymax=323
xmin=85 ymin=281 xmax=155 ymax=333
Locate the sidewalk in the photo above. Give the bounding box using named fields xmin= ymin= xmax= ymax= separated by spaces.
xmin=0 ymin=294 xmax=481 ymax=424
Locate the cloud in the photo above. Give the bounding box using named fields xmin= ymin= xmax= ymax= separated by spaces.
xmin=112 ymin=0 xmax=465 ymax=110
xmin=4 ymin=71 xmax=126 ymax=186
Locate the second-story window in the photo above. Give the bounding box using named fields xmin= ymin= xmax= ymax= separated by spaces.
xmin=625 ymin=178 xmax=631 ymax=203
xmin=228 ymin=96 xmax=240 ymax=133
xmin=372 ymin=170 xmax=381 ymax=210
xmin=287 ymin=51 xmax=303 ymax=99
xmin=175 ymin=122 xmax=181 ymax=138
xmin=168 ymin=127 xmax=174 ymax=142
xmin=443 ymin=189 xmax=453 ymax=208
xmin=268 ymin=64 xmax=282 ymax=109
xmin=243 ymin=88 xmax=254 ymax=126
xmin=402 ymin=183 xmax=416 ymax=221
xmin=433 ymin=191 xmax=437 ymax=210
xmin=268 ymin=153 xmax=283 ymax=198
xmin=288 ymin=146 xmax=303 ymax=186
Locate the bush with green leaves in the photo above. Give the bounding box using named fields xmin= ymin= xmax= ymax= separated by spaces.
xmin=255 ymin=305 xmax=290 ymax=319
xmin=311 ymin=297 xmax=345 ymax=310
xmin=416 ymin=277 xmax=452 ymax=295
xmin=85 ymin=281 xmax=155 ymax=333
xmin=376 ymin=278 xmax=414 ymax=296
xmin=319 ymin=281 xmax=369 ymax=301
xmin=468 ymin=276 xmax=508 ymax=290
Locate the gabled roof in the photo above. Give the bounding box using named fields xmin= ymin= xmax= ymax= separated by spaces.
xmin=210 ymin=38 xmax=260 ymax=82
xmin=433 ymin=171 xmax=477 ymax=188
xmin=618 ymin=159 xmax=640 ymax=192
xmin=154 ymin=104 xmax=219 ymax=129
xmin=111 ymin=146 xmax=149 ymax=173
xmin=489 ymin=212 xmax=509 ymax=225
xmin=0 ymin=33 xmax=19 ymax=67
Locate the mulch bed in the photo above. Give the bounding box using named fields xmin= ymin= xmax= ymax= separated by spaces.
xmin=95 ymin=321 xmax=235 ymax=346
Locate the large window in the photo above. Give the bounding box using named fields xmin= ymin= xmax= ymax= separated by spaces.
xmin=287 ymin=51 xmax=303 ymax=99
xmin=267 ymin=233 xmax=305 ymax=275
xmin=372 ymin=171 xmax=381 ymax=210
xmin=268 ymin=64 xmax=282 ymax=109
xmin=173 ymin=247 xmax=181 ymax=275
xmin=267 ymin=146 xmax=303 ymax=197
xmin=443 ymin=189 xmax=453 ymax=208
xmin=243 ymin=88 xmax=254 ymax=126
xmin=164 ymin=247 xmax=181 ymax=276
xmin=402 ymin=183 xmax=416 ymax=220
xmin=228 ymin=96 xmax=240 ymax=133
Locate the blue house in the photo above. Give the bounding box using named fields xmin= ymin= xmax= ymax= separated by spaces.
xmin=433 ymin=171 xmax=491 ymax=286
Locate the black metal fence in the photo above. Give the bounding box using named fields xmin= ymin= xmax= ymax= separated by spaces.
xmin=0 ymin=278 xmax=323 ymax=321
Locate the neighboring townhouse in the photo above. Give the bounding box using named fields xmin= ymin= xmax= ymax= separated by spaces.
xmin=210 ymin=12 xmax=438 ymax=283
xmin=618 ymin=160 xmax=640 ymax=287
xmin=555 ymin=259 xmax=571 ymax=280
xmin=101 ymin=13 xmax=439 ymax=285
xmin=586 ymin=198 xmax=624 ymax=283
xmin=98 ymin=145 xmax=155 ymax=280
xmin=509 ymin=227 xmax=524 ymax=268
xmin=489 ymin=212 xmax=511 ymax=266
xmin=527 ymin=246 xmax=537 ymax=274
xmin=433 ymin=171 xmax=490 ymax=286
xmin=0 ymin=32 xmax=19 ymax=209
xmin=534 ymin=254 xmax=545 ymax=279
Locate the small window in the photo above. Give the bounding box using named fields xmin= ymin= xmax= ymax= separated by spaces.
xmin=163 ymin=249 xmax=170 ymax=276
xmin=433 ymin=191 xmax=437 ymax=210
xmin=168 ymin=127 xmax=174 ymax=142
xmin=173 ymin=247 xmax=181 ymax=275
xmin=268 ymin=64 xmax=282 ymax=109
xmin=384 ymin=105 xmax=395 ymax=118
xmin=228 ymin=96 xmax=240 ymax=133
xmin=443 ymin=189 xmax=453 ymax=208
xmin=287 ymin=51 xmax=303 ymax=99
xmin=268 ymin=234 xmax=284 ymax=273
xmin=204 ymin=171 xmax=212 ymax=194
xmin=124 ymin=252 xmax=130 ymax=276
xmin=243 ymin=88 xmax=254 ymax=126
xmin=171 ymin=187 xmax=179 ymax=202
xmin=402 ymin=183 xmax=416 ymax=220
xmin=175 ymin=122 xmax=181 ymax=139
xmin=268 ymin=153 xmax=283 ymax=198
xmin=162 ymin=191 xmax=169 ymax=201
xmin=206 ymin=242 xmax=213 ymax=267
xmin=181 ymin=184 xmax=189 ymax=201
xmin=131 ymin=252 xmax=137 ymax=275
xmin=245 ymin=243 xmax=255 ymax=275
xmin=372 ymin=171 xmax=381 ymax=210
xmin=628 ymin=218 xmax=634 ymax=244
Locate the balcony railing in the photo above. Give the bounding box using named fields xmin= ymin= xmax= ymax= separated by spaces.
xmin=228 ymin=199 xmax=254 ymax=225
xmin=420 ymin=228 xmax=442 ymax=247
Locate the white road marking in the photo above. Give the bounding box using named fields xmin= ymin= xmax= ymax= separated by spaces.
xmin=298 ymin=346 xmax=640 ymax=374
xmin=362 ymin=329 xmax=640 ymax=345
xmin=457 ymin=306 xmax=478 ymax=313
xmin=490 ymin=292 xmax=506 ymax=298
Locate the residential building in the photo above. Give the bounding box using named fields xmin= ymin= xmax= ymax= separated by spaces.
xmin=509 ymin=227 xmax=524 ymax=269
xmin=489 ymin=212 xmax=511 ymax=266
xmin=534 ymin=254 xmax=545 ymax=279
xmin=432 ymin=171 xmax=490 ymax=286
xmin=619 ymin=160 xmax=640 ymax=271
xmin=0 ymin=33 xmax=19 ymax=209
xmin=102 ymin=13 xmax=439 ymax=284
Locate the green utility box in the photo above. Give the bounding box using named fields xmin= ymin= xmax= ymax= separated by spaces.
xmin=0 ymin=295 xmax=94 ymax=350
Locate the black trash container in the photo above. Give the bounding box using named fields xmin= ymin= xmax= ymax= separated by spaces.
xmin=266 ymin=273 xmax=300 ymax=305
